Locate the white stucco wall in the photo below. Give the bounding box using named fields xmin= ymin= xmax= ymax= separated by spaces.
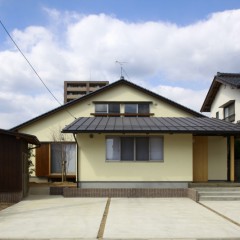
xmin=211 ymin=84 xmax=240 ymax=123
xmin=77 ymin=133 xmax=193 ymax=182
xmin=208 ymin=136 xmax=227 ymax=180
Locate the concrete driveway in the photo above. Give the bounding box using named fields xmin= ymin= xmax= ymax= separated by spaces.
xmin=0 ymin=196 xmax=240 ymax=239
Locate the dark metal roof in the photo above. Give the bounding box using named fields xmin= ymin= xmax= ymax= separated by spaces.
xmin=62 ymin=117 xmax=240 ymax=135
xmin=0 ymin=129 xmax=40 ymax=145
xmin=12 ymin=78 xmax=203 ymax=131
xmin=201 ymin=72 xmax=240 ymax=112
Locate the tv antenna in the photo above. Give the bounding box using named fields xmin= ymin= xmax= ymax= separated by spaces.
xmin=116 ymin=61 xmax=128 ymax=79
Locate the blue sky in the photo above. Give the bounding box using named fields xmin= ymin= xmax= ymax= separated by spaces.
xmin=1 ymin=0 xmax=240 ymax=27
xmin=1 ymin=0 xmax=240 ymax=128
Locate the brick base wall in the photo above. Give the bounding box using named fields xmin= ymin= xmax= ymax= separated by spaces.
xmin=63 ymin=188 xmax=189 ymax=198
xmin=50 ymin=187 xmax=64 ymax=195
xmin=0 ymin=192 xmax=23 ymax=203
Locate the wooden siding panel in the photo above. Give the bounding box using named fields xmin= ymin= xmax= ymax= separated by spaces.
xmin=0 ymin=134 xmax=22 ymax=192
xmin=36 ymin=143 xmax=50 ymax=177
xmin=193 ymin=136 xmax=208 ymax=182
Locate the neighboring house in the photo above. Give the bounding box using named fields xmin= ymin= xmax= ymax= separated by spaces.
xmin=0 ymin=129 xmax=40 ymax=202
xmin=201 ymin=72 xmax=240 ymax=181
xmin=12 ymin=78 xmax=240 ymax=187
xmin=201 ymin=72 xmax=240 ymax=123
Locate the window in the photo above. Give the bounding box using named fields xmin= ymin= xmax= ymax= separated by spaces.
xmin=94 ymin=102 xmax=151 ymax=116
xmin=125 ymin=103 xmax=150 ymax=116
xmin=138 ymin=103 xmax=150 ymax=114
xmin=106 ymin=136 xmax=163 ymax=161
xmin=216 ymin=111 xmax=219 ymax=119
xmin=95 ymin=103 xmax=120 ymax=115
xmin=95 ymin=104 xmax=108 ymax=114
xmin=109 ymin=103 xmax=120 ymax=114
xmin=224 ymin=102 xmax=235 ymax=122
xmin=50 ymin=143 xmax=76 ymax=174
xmin=125 ymin=104 xmax=137 ymax=114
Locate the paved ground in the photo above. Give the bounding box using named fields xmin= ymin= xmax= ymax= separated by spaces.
xmin=200 ymin=200 xmax=240 ymax=225
xmin=105 ymin=198 xmax=240 ymax=239
xmin=0 ymin=195 xmax=106 ymax=239
xmin=1 ymin=196 xmax=240 ymax=239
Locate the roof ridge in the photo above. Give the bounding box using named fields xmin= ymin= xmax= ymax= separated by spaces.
xmin=217 ymin=72 xmax=240 ymax=77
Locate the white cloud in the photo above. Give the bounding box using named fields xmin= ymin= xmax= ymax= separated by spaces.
xmin=1 ymin=8 xmax=240 ymax=128
xmin=152 ymin=85 xmax=208 ymax=115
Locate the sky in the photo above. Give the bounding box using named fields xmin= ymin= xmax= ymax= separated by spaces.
xmin=1 ymin=0 xmax=240 ymax=129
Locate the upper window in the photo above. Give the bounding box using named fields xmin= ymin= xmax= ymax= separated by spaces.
xmin=95 ymin=103 xmax=120 ymax=115
xmin=224 ymin=102 xmax=235 ymax=122
xmin=94 ymin=102 xmax=152 ymax=117
xmin=216 ymin=111 xmax=219 ymax=119
xmin=106 ymin=136 xmax=163 ymax=161
xmin=125 ymin=103 xmax=150 ymax=116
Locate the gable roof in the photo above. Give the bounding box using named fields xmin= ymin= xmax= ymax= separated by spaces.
xmin=201 ymin=72 xmax=240 ymax=112
xmin=0 ymin=129 xmax=40 ymax=145
xmin=62 ymin=117 xmax=240 ymax=136
xmin=11 ymin=78 xmax=203 ymax=131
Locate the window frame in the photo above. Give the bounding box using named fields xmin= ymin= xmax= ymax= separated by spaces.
xmin=223 ymin=102 xmax=235 ymax=122
xmin=106 ymin=136 xmax=164 ymax=162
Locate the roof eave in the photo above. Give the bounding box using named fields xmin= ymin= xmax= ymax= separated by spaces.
xmin=62 ymin=129 xmax=240 ymax=136
xmin=200 ymin=76 xmax=221 ymax=112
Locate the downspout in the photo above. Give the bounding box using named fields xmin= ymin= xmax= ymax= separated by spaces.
xmin=73 ymin=133 xmax=79 ymax=187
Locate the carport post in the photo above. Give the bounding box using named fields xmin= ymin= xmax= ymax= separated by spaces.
xmin=230 ymin=136 xmax=235 ymax=182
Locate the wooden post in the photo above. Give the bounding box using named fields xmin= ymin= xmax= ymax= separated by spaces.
xmin=230 ymin=136 xmax=235 ymax=182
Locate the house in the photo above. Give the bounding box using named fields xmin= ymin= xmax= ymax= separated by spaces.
xmin=201 ymin=72 xmax=240 ymax=181
xmin=201 ymin=72 xmax=240 ymax=123
xmin=0 ymin=129 xmax=40 ymax=202
xmin=12 ymin=78 xmax=240 ymax=188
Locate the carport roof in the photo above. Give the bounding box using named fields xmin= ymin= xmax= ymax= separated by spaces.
xmin=0 ymin=129 xmax=40 ymax=145
xmin=62 ymin=117 xmax=240 ymax=135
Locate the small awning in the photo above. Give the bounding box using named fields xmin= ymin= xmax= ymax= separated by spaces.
xmin=219 ymin=100 xmax=235 ymax=108
xmin=62 ymin=117 xmax=240 ymax=135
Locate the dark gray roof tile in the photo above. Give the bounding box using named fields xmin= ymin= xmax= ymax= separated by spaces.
xmin=62 ymin=117 xmax=240 ymax=135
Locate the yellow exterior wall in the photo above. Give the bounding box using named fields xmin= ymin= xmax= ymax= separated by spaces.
xmin=77 ymin=133 xmax=193 ymax=182
xmin=208 ymin=136 xmax=227 ymax=180
xmin=19 ymin=84 xmax=195 ymax=140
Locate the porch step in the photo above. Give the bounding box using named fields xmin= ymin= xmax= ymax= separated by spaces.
xmin=196 ymin=187 xmax=240 ymax=192
xmin=197 ymin=187 xmax=240 ymax=201
xmin=200 ymin=196 xmax=240 ymax=201
xmin=199 ymin=191 xmax=240 ymax=196
xmin=189 ymin=182 xmax=240 ymax=188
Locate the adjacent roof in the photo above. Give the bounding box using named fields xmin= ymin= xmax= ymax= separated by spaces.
xmin=62 ymin=117 xmax=240 ymax=135
xmin=0 ymin=129 xmax=40 ymax=145
xmin=201 ymin=72 xmax=240 ymax=112
xmin=11 ymin=78 xmax=203 ymax=131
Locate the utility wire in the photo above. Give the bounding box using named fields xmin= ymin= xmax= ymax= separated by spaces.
xmin=0 ymin=19 xmax=77 ymax=120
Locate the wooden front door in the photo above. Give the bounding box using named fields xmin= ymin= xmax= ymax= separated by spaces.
xmin=193 ymin=136 xmax=208 ymax=182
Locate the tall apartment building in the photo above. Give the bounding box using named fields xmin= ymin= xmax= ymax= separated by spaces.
xmin=64 ymin=81 xmax=109 ymax=103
